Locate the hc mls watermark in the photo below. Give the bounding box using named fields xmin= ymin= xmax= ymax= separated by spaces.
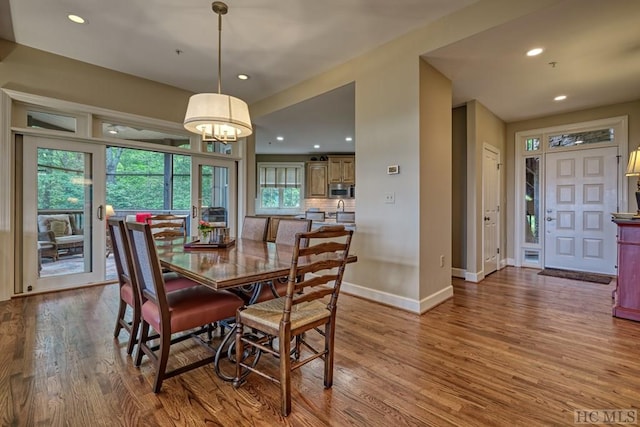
xmin=575 ymin=409 xmax=637 ymax=424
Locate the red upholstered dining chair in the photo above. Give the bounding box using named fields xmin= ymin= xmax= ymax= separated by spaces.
xmin=108 ymin=218 xmax=198 ymax=355
xmin=125 ymin=221 xmax=244 ymax=393
xmin=233 ymin=225 xmax=354 ymax=416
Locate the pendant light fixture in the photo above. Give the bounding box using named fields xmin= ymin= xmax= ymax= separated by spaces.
xmin=184 ymin=1 xmax=252 ymax=143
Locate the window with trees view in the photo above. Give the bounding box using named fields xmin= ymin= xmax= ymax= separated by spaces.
xmin=257 ymin=163 xmax=303 ymax=211
xmin=106 ymin=147 xmax=191 ymax=210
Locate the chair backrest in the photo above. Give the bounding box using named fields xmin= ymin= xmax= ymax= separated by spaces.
xmin=108 ymin=218 xmax=139 ymax=302
xmin=125 ymin=222 xmax=168 ymax=310
xmin=275 ymin=218 xmax=312 ymax=247
xmin=147 ymin=214 xmax=187 ymax=240
xmin=305 ymin=211 xmax=326 ymax=221
xmin=282 ymin=225 xmax=353 ymax=322
xmin=241 ymin=216 xmax=269 ymax=241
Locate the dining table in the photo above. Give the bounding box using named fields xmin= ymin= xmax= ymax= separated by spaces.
xmin=153 ymin=236 xmax=357 ymax=381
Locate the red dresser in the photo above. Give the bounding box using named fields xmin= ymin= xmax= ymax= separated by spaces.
xmin=613 ymin=219 xmax=640 ymax=321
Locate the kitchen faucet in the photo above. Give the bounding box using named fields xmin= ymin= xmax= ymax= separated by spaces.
xmin=337 ymin=199 xmax=345 ymax=212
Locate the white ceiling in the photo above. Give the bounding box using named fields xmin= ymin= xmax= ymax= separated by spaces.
xmin=2 ymin=0 xmax=640 ymax=154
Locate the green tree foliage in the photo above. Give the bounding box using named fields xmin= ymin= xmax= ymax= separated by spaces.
xmin=38 ymin=147 xmax=192 ymax=211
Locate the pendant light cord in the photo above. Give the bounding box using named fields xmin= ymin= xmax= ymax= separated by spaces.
xmin=217 ymin=10 xmax=222 ymax=94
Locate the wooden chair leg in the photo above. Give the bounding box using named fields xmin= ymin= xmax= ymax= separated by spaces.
xmin=135 ymin=321 xmax=150 ymax=367
xmin=113 ymin=299 xmax=127 ymax=338
xmin=153 ymin=327 xmax=172 ymax=393
xmin=279 ymin=328 xmax=292 ymax=417
xmin=324 ymin=319 xmax=336 ymax=388
xmin=126 ymin=305 xmax=141 ymax=355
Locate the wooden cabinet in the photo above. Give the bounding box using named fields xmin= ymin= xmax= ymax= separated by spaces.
xmin=328 ymin=156 xmax=355 ymax=185
xmin=266 ymin=217 xmax=280 ymax=242
xmin=306 ymin=162 xmax=328 ymax=198
xmin=613 ymin=220 xmax=640 ymax=321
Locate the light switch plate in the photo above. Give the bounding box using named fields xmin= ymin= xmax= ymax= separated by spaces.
xmin=384 ymin=192 xmax=395 ymax=204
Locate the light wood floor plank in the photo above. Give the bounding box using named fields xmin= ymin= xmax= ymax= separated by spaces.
xmin=1 ymin=267 xmax=640 ymax=426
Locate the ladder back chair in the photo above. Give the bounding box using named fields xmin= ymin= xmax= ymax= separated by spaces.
xmin=109 ymin=218 xmax=200 ymax=355
xmin=147 ymin=214 xmax=188 ymax=240
xmin=233 ymin=225 xmax=354 ymax=416
xmin=253 ymin=218 xmax=313 ymax=302
xmin=126 ymin=221 xmax=244 ymax=393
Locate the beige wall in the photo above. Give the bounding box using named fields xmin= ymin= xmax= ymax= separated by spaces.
xmin=465 ymin=101 xmax=507 ymax=279
xmin=0 ymin=40 xmax=192 ymax=122
xmin=505 ymin=100 xmax=640 ymax=261
xmin=419 ymin=60 xmax=453 ymax=301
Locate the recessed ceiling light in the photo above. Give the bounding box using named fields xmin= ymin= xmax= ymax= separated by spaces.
xmin=68 ymin=14 xmax=86 ymax=24
xmin=237 ymin=74 xmax=249 ymax=80
xmin=554 ymin=95 xmax=567 ymax=101
xmin=345 ymin=137 xmax=353 ymax=142
xmin=276 ymin=136 xmax=284 ymax=141
xmin=526 ymin=47 xmax=543 ymax=57
xmin=108 ymin=129 xmax=118 ymax=135
xmin=313 ymin=144 xmax=320 ymax=149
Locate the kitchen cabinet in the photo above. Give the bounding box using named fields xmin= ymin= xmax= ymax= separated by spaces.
xmin=613 ymin=219 xmax=640 ymax=321
xmin=306 ymin=161 xmax=328 ymax=198
xmin=328 ymin=156 xmax=355 ymax=185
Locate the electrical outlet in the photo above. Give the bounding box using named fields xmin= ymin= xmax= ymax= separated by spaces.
xmin=439 ymin=255 xmax=445 ymax=267
xmin=384 ymin=192 xmax=395 ymax=204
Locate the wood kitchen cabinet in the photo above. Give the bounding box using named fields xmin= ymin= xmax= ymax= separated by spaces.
xmin=266 ymin=217 xmax=280 ymax=242
xmin=328 ymin=156 xmax=355 ymax=185
xmin=613 ymin=219 xmax=640 ymax=321
xmin=306 ymin=161 xmax=328 ymax=198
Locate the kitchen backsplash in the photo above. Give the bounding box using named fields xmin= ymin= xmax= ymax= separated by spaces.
xmin=304 ymin=198 xmax=356 ymax=212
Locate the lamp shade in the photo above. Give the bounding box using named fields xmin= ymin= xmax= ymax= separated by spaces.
xmin=184 ymin=93 xmax=252 ymax=142
xmin=105 ymin=205 xmax=115 ymax=217
xmin=626 ymin=149 xmax=640 ymax=176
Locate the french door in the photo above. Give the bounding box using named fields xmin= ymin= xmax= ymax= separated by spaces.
xmin=22 ymin=136 xmax=107 ymax=293
xmin=191 ymin=157 xmax=237 ymax=237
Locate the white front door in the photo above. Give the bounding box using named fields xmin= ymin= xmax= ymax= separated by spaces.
xmin=22 ymin=136 xmax=106 ymax=293
xmin=483 ymin=145 xmax=500 ymax=275
xmin=543 ymin=146 xmax=618 ymax=274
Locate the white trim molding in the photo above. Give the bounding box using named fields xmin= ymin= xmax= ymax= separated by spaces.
xmin=451 ymin=267 xmax=466 ymax=278
xmin=0 ymin=90 xmax=14 ymax=301
xmin=341 ymin=280 xmax=453 ymax=314
xmin=465 ymin=270 xmax=484 ymax=283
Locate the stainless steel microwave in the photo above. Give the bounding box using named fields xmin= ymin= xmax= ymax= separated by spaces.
xmin=328 ymin=183 xmax=355 ymax=199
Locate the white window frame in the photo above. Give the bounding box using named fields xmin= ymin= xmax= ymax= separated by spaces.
xmin=256 ymin=162 xmax=305 ymax=215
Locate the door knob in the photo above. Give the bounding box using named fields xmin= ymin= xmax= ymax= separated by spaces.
xmin=546 ymin=217 xmax=555 ymax=221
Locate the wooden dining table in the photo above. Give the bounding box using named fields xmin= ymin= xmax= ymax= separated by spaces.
xmin=153 ymin=236 xmax=357 ymax=381
xmin=155 ymin=237 xmax=356 ymax=290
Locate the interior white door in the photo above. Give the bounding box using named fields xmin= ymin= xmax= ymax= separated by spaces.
xmin=543 ymin=146 xmax=618 ymax=274
xmin=483 ymin=145 xmax=500 ymax=275
xmin=191 ymin=157 xmax=237 ymax=237
xmin=22 ymin=136 xmax=106 ymax=293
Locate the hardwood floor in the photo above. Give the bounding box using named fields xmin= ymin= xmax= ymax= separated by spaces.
xmin=2 ymin=267 xmax=639 ymax=426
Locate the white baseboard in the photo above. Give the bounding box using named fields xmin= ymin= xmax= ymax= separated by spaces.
xmin=419 ymin=285 xmax=454 ymax=314
xmin=341 ymin=280 xmax=453 ymax=314
xmin=451 ymin=267 xmax=466 ymax=278
xmin=504 ymin=257 xmax=515 ymax=267
xmin=465 ymin=270 xmax=484 ymax=283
